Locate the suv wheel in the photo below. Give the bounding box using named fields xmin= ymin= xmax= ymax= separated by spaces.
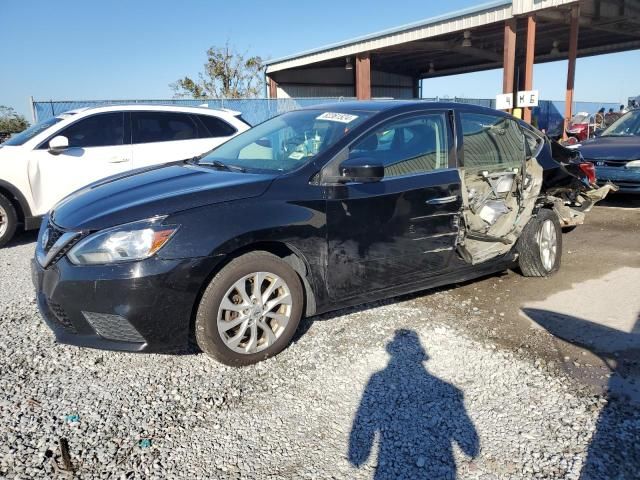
xmin=195 ymin=251 xmax=304 ymax=366
xmin=0 ymin=194 xmax=18 ymax=248
xmin=517 ymin=208 xmax=562 ymax=277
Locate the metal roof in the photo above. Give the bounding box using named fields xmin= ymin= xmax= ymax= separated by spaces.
xmin=266 ymin=0 xmax=639 ymax=84
xmin=265 ymin=0 xmax=589 ymax=74
xmin=265 ymin=0 xmax=512 ymax=70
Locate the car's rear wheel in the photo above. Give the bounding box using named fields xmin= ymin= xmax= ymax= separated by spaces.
xmin=517 ymin=208 xmax=562 ymax=277
xmin=0 ymin=194 xmax=18 ymax=248
xmin=195 ymin=251 xmax=304 ymax=366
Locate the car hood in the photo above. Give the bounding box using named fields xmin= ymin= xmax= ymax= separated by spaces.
xmin=0 ymin=145 xmax=18 ymax=156
xmin=579 ymin=136 xmax=640 ymax=162
xmin=52 ymin=162 xmax=277 ymax=230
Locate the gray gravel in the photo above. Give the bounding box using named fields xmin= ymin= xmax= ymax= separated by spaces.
xmin=1 ymin=234 xmax=638 ymax=479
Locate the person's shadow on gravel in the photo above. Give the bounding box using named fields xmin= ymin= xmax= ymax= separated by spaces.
xmin=524 ymin=309 xmax=640 ymax=480
xmin=348 ymin=329 xmax=479 ymax=479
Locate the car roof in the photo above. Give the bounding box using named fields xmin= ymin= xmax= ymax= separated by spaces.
xmin=60 ymin=104 xmax=240 ymax=117
xmin=299 ymin=100 xmax=507 ymax=117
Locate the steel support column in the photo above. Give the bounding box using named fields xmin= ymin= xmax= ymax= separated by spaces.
xmin=565 ymin=5 xmax=580 ymax=137
xmin=503 ymin=18 xmax=517 ymax=112
xmin=523 ymin=15 xmax=537 ymax=124
xmin=268 ymin=77 xmax=278 ymax=99
xmin=356 ymin=53 xmax=371 ymax=100
xmin=413 ymin=77 xmax=421 ymax=99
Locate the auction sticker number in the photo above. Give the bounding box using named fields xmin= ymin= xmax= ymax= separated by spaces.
xmin=317 ymin=112 xmax=359 ymax=123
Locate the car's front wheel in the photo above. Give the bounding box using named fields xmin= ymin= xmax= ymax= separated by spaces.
xmin=195 ymin=251 xmax=304 ymax=366
xmin=517 ymin=208 xmax=562 ymax=277
xmin=0 ymin=194 xmax=18 ymax=248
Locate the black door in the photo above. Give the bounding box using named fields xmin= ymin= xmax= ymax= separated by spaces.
xmin=325 ymin=111 xmax=463 ymax=300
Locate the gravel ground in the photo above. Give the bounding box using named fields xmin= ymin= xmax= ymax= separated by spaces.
xmin=1 ymin=235 xmax=638 ymax=479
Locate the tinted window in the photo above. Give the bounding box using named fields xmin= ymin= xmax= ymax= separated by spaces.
xmin=461 ymin=113 xmax=525 ymax=169
xmin=197 ymin=114 xmax=236 ymax=138
xmin=57 ymin=113 xmax=125 ymax=148
xmin=350 ymin=113 xmax=449 ymax=177
xmin=132 ymin=112 xmax=198 ymax=144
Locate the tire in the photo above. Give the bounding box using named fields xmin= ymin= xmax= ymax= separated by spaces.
xmin=0 ymin=194 xmax=18 ymax=248
xmin=517 ymin=209 xmax=562 ymax=277
xmin=195 ymin=251 xmax=304 ymax=366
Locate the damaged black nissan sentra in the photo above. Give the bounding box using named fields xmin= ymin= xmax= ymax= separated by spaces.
xmin=32 ymin=101 xmax=612 ymax=366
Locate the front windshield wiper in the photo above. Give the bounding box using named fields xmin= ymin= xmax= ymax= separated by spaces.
xmin=191 ymin=157 xmax=246 ymax=173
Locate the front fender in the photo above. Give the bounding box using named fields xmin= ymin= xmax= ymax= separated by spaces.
xmin=158 ymin=196 xmax=329 ymax=314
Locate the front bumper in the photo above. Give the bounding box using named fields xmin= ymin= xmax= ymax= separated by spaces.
xmin=32 ymin=255 xmax=220 ymax=353
xmin=595 ymin=166 xmax=640 ymax=193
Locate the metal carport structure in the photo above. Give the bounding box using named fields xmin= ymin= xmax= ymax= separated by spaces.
xmin=265 ymin=0 xmax=640 ymax=129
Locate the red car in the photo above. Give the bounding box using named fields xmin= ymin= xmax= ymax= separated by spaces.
xmin=566 ymin=112 xmax=595 ymax=142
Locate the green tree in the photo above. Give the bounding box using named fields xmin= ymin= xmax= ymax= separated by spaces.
xmin=171 ymin=42 xmax=265 ymax=99
xmin=0 ymin=106 xmax=29 ymax=136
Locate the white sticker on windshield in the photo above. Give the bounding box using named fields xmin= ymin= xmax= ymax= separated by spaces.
xmin=316 ymin=112 xmax=359 ymax=123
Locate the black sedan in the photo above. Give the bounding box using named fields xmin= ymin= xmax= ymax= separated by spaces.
xmin=32 ymin=101 xmax=606 ymax=365
xmin=579 ymin=109 xmax=640 ymax=193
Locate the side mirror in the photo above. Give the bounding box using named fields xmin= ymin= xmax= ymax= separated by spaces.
xmin=48 ymin=136 xmax=69 ymax=154
xmin=338 ymin=157 xmax=384 ymax=183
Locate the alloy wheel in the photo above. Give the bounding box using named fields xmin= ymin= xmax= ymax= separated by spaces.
xmin=537 ymin=219 xmax=557 ymax=272
xmin=0 ymin=204 xmax=7 ymax=238
xmin=217 ymin=271 xmax=293 ymax=354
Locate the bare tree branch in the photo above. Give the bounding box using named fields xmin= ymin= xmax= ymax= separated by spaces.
xmin=172 ymin=42 xmax=266 ymax=99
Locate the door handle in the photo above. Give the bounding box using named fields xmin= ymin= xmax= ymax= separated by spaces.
xmin=425 ymin=195 xmax=458 ymax=205
xmin=108 ymin=157 xmax=130 ymax=164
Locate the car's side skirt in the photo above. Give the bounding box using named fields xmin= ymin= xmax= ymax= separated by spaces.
xmin=313 ymin=252 xmax=517 ymax=317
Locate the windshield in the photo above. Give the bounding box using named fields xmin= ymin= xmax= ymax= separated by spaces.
xmin=198 ymin=109 xmax=372 ymax=173
xmin=571 ymin=113 xmax=590 ymax=124
xmin=601 ymin=110 xmax=640 ymax=137
xmin=2 ymin=116 xmax=63 ymax=146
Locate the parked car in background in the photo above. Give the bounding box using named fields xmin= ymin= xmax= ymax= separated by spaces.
xmin=579 ymin=109 xmax=640 ymax=193
xmin=32 ymin=101 xmax=611 ymax=366
xmin=566 ymin=112 xmax=596 ymax=143
xmin=0 ymin=105 xmax=249 ymax=246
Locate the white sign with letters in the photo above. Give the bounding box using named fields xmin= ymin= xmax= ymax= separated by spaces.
xmin=516 ymin=90 xmax=539 ymax=107
xmin=496 ymin=93 xmax=513 ymax=110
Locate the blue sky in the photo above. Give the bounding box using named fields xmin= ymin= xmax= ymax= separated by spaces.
xmin=2 ymin=0 xmax=638 ymax=119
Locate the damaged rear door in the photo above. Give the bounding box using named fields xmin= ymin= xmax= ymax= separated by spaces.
xmin=456 ymin=112 xmax=543 ymax=264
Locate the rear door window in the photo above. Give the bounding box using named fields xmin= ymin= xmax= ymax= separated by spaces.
xmin=196 ymin=114 xmax=237 ymax=138
xmin=461 ymin=113 xmax=525 ymax=170
xmin=132 ymin=112 xmax=199 ymax=144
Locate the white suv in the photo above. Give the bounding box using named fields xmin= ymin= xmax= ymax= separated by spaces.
xmin=0 ymin=104 xmax=249 ymax=246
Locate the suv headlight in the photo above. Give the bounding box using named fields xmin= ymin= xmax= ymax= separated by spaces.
xmin=67 ymin=218 xmax=179 ymax=265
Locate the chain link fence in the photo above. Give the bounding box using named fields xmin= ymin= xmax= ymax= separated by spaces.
xmin=31 ymin=97 xmax=621 ymax=138
xmin=31 ymin=98 xmax=356 ymax=127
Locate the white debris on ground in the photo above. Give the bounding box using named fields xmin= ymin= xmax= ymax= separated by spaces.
xmin=0 ymin=237 xmax=638 ymax=479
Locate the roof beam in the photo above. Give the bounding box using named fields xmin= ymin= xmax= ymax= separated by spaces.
xmin=419 ymin=61 xmax=501 ymax=79
xmin=586 ymin=21 xmax=640 ymax=38
xmin=453 ymin=45 xmax=502 ymax=62
xmin=393 ymin=40 xmax=502 ymax=62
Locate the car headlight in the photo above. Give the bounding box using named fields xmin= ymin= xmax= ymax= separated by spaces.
xmin=626 ymin=160 xmax=640 ymax=168
xmin=67 ymin=218 xmax=179 ymax=265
